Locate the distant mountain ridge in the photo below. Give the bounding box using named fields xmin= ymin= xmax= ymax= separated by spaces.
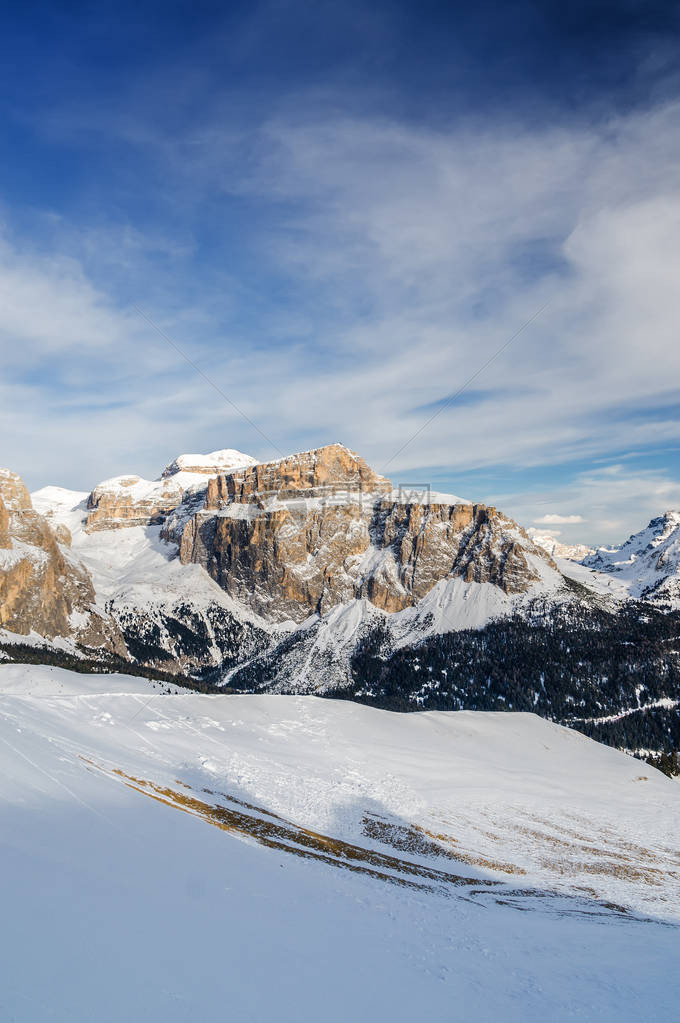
xmin=2 ymin=444 xmax=680 ymax=758
xmin=530 ymin=532 xmax=594 ymax=562
xmin=584 ymin=510 xmax=680 ymax=608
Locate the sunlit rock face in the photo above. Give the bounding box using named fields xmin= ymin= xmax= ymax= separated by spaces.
xmin=203 ymin=444 xmax=390 ymax=507
xmin=85 ymin=475 xmax=185 ymax=532
xmin=176 ymin=444 xmax=554 ymax=623
xmin=0 ymin=468 xmax=108 ymax=643
xmin=84 ymin=448 xmax=257 ymax=532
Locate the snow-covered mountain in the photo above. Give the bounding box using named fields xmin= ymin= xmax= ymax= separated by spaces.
xmin=0 ymin=468 xmax=115 ymax=647
xmin=2 ymin=444 xmax=680 ymax=757
xmin=1 ymin=661 xmax=678 ymax=1022
xmin=15 ymin=443 xmax=573 ymax=671
xmin=530 ymin=531 xmax=594 ymax=562
xmin=82 ymin=447 xmax=257 ymax=531
xmin=30 ymin=475 xmax=269 ymax=678
xmin=584 ymin=511 xmax=680 ymax=608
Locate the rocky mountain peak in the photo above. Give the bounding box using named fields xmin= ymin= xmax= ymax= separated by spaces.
xmin=86 ymin=473 xmax=184 ymax=532
xmin=583 ymin=509 xmax=680 ymax=607
xmin=0 ymin=468 xmax=32 ymax=512
xmin=205 ymin=443 xmax=391 ymax=509
xmin=0 ymin=468 xmax=108 ymax=642
xmin=85 ymin=446 xmax=258 ymax=532
xmin=529 ymin=531 xmax=594 ymax=562
xmin=177 ymin=445 xmax=556 ymax=623
xmin=658 ymin=509 xmax=680 ymax=532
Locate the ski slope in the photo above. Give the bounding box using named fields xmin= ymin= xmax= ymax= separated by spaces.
xmin=0 ymin=663 xmax=678 ymax=1022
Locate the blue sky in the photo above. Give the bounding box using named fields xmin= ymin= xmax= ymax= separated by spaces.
xmin=1 ymin=0 xmax=680 ymax=544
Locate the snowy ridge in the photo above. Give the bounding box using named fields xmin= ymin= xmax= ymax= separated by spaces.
xmin=584 ymin=510 xmax=680 ymax=607
xmin=530 ymin=531 xmax=594 ymax=562
xmin=32 ymin=449 xmax=258 ymax=524
xmin=30 ymin=484 xmax=270 ymax=674
xmin=161 ymin=448 xmax=257 ymax=477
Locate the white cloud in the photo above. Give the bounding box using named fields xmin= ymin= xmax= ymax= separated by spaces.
xmin=500 ymin=464 xmax=680 ymax=546
xmin=227 ymin=102 xmax=680 ymax=474
xmin=3 ymin=95 xmax=680 ymax=528
xmin=533 ymin=514 xmax=585 ymax=525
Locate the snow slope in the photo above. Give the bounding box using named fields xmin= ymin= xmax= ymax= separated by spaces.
xmin=530 ymin=531 xmax=594 ymax=561
xmin=584 ymin=510 xmax=680 ymax=607
xmin=32 ymin=486 xmax=261 ymax=620
xmin=0 ymin=663 xmax=678 ymax=1022
xmin=30 ymin=484 xmax=569 ymax=683
xmin=161 ymin=446 xmax=257 ymax=483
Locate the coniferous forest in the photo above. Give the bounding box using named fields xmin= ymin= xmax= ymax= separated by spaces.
xmin=325 ymin=602 xmax=680 ymax=760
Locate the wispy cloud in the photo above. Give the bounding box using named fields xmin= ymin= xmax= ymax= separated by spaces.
xmin=533 ymin=514 xmax=585 ymax=525
xmin=2 ymin=85 xmax=680 ymax=547
xmin=500 ymin=463 xmax=680 ymax=546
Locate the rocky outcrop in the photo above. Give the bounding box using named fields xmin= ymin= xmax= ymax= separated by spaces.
xmin=0 ymin=496 xmax=10 ymax=549
xmin=177 ymin=444 xmax=555 ymax=623
xmin=0 ymin=468 xmax=32 ymax=512
xmin=0 ymin=469 xmax=109 ymax=643
xmin=85 ymin=448 xmax=257 ymax=532
xmin=204 ymin=444 xmax=390 ymax=507
xmin=365 ymin=500 xmax=547 ymax=611
xmin=86 ymin=475 xmax=184 ymax=531
xmin=583 ymin=510 xmax=680 ymax=607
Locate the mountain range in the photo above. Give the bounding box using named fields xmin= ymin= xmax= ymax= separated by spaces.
xmin=2 ymin=443 xmax=679 ymax=762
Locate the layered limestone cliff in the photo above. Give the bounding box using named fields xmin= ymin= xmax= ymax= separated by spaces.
xmin=0 ymin=468 xmax=108 ymax=643
xmin=85 ymin=448 xmax=257 ymax=532
xmin=86 ymin=474 xmax=185 ymax=531
xmin=0 ymin=495 xmax=10 ymax=548
xmin=176 ymin=444 xmax=556 ymax=623
xmin=204 ymin=444 xmax=391 ymax=507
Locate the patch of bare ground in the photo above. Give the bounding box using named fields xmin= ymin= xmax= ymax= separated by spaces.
xmin=80 ymin=758 xmax=663 ymax=921
xmin=362 ymin=814 xmax=527 ymax=876
xmin=84 ymin=760 xmax=501 ymax=893
xmin=538 ymin=857 xmax=667 ymax=885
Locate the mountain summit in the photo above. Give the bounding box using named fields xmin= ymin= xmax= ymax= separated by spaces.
xmin=584 ymin=510 xmax=680 ymax=608
xmin=173 ymin=443 xmax=557 ymax=622
xmin=1 ymin=445 xmax=680 ymax=761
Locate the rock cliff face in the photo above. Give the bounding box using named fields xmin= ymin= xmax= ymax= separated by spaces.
xmin=176 ymin=444 xmax=555 ymax=623
xmin=86 ymin=475 xmax=184 ymax=531
xmin=0 ymin=468 xmax=107 ymax=643
xmin=85 ymin=448 xmax=256 ymax=532
xmin=0 ymin=496 xmax=10 ymax=548
xmin=204 ymin=444 xmax=390 ymax=507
